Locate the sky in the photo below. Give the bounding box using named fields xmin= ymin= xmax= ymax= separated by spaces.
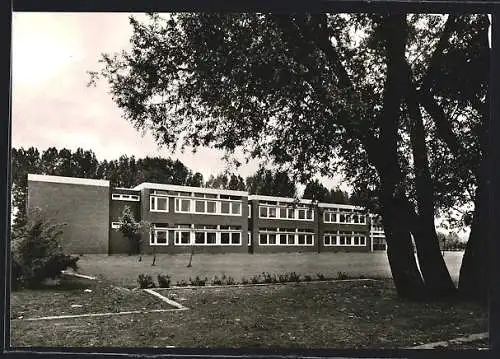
xmin=11 ymin=12 xmax=347 ymax=193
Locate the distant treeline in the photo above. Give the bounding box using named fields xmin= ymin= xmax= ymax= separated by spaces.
xmin=11 ymin=146 xmax=355 ymax=228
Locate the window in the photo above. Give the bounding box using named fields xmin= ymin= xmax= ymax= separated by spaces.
xmin=175 ymin=198 xmax=191 ymax=212
xmin=324 ymin=233 xmax=337 ymax=246
xmin=287 ymin=208 xmax=295 ymax=219
xmin=150 ymin=196 xmax=168 ymax=212
xmin=259 ymin=206 xmax=267 ymax=217
xmin=111 ymin=222 xmax=120 ymax=229
xmin=207 ymin=201 xmax=216 ymax=213
xmin=258 ymin=228 xmax=314 ymax=246
xmin=151 ymin=226 xmax=169 ymax=245
xmin=195 ymin=200 xmax=205 ymax=213
xmin=231 ymin=232 xmax=241 ymax=244
xmin=221 ymin=201 xmax=230 ymax=214
xmin=325 ymin=231 xmax=366 ymax=246
xmin=232 ymin=202 xmax=241 ymax=215
xmin=279 ymin=207 xmax=287 ymax=218
xmin=269 ymin=207 xmax=277 ymax=218
xmin=298 ymin=209 xmax=306 ymax=220
xmin=112 ymin=193 xmax=140 ymax=201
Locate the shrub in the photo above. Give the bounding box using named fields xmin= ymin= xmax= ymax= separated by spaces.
xmin=278 ymin=273 xmax=290 ymax=283
xmin=211 ymin=275 xmax=223 ymax=285
xmin=11 ymin=254 xmax=23 ymax=290
xmin=250 ymin=274 xmax=262 ymax=284
xmin=12 ymin=208 xmax=79 ymax=288
xmin=137 ymin=274 xmax=155 ymax=288
xmin=189 ymin=276 xmax=207 ymax=286
xmin=176 ymin=279 xmax=189 ymax=287
xmin=241 ymin=277 xmax=249 ymax=285
xmin=337 ymin=271 xmax=349 ymax=280
xmin=303 ymin=275 xmax=312 ymax=282
xmin=225 ymin=275 xmax=236 ymax=285
xmin=288 ymin=272 xmax=301 ymax=282
xmin=262 ymin=272 xmax=277 ymax=283
xmin=157 ymin=274 xmax=171 ymax=288
xmin=317 ymin=273 xmax=326 ymax=281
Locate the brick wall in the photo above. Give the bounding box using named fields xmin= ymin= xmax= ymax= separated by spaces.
xmin=27 ymin=179 xmax=109 ymax=254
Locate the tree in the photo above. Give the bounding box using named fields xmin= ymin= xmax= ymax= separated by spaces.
xmin=88 ymin=13 xmax=484 ymax=300
xmin=205 ymin=173 xmax=229 ymax=189
xmin=11 ymin=147 xmax=41 ymax=229
xmin=302 ymin=180 xmax=330 ymax=202
xmin=11 ymin=208 xmax=79 ymax=288
xmin=115 ymin=205 xmax=144 ymax=257
xmin=246 ymin=168 xmax=297 ymax=197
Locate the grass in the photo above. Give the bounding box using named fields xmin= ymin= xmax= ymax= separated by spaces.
xmin=10 ymin=279 xmax=487 ymax=348
xmin=10 ymin=277 xmax=175 ymax=320
xmin=75 ymin=251 xmax=465 ymax=288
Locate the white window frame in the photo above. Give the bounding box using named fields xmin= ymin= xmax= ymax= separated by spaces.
xmin=258 ymin=205 xmax=314 ymax=221
xmin=112 ymin=193 xmax=140 ymax=201
xmin=173 ymin=195 xmax=243 ymax=216
xmin=150 ymin=196 xmax=169 ymax=212
xmin=324 ymin=231 xmax=367 ymax=247
xmin=258 ymin=228 xmax=315 ymax=246
xmin=172 ymin=224 xmax=242 ymax=246
xmin=324 ymin=210 xmax=367 ymax=225
xmin=150 ymin=226 xmax=170 ymax=246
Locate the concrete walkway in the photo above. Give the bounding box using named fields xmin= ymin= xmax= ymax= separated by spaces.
xmin=408 ymin=332 xmax=489 ymax=349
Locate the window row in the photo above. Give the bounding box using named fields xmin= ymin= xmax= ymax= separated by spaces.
xmin=150 ymin=224 xmax=242 ymax=246
xmin=112 ymin=193 xmax=140 ymax=201
xmin=323 ymin=232 xmax=367 ymax=246
xmin=149 ymin=196 xmax=242 ymax=215
xmin=258 ymin=229 xmax=315 ymax=246
xmin=323 ymin=211 xmax=366 ymax=224
xmin=153 ymin=190 xmax=241 ymax=201
xmin=175 ymin=198 xmax=241 ymax=215
xmin=259 ymin=206 xmax=314 ymax=221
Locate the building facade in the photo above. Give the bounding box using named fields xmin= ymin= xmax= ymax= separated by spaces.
xmin=27 ymin=174 xmax=387 ymax=255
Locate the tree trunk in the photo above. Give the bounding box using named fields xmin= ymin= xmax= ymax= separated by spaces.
xmin=375 ymin=14 xmax=427 ymax=300
xmin=380 ymin=191 xmax=427 ymax=300
xmin=404 ymin=64 xmax=457 ymax=298
xmin=459 ymin=159 xmax=489 ymax=302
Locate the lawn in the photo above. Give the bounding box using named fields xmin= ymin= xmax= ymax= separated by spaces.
xmin=10 ymin=279 xmax=488 ymax=348
xmin=75 ymin=251 xmax=465 ymax=288
xmin=10 ymin=276 xmax=175 ymax=320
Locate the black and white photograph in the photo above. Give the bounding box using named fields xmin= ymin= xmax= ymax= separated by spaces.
xmin=9 ymin=10 xmax=491 ymax=350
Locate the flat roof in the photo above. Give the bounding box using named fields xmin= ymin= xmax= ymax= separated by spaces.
xmin=248 ymin=194 xmax=313 ymax=204
xmin=317 ymin=202 xmax=365 ymax=211
xmin=27 ymin=174 xmax=110 ymax=187
xmin=133 ymin=182 xmax=248 ymax=197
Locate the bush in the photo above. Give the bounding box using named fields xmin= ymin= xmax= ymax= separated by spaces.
xmin=176 ymin=279 xmax=189 ymax=287
xmin=337 ymin=271 xmax=349 ymax=280
xmin=278 ymin=273 xmax=290 ymax=283
xmin=250 ymin=274 xmax=262 ymax=284
xmin=211 ymin=275 xmax=223 ymax=285
xmin=303 ymin=275 xmax=312 ymax=282
xmin=241 ymin=277 xmax=249 ymax=285
xmin=11 ymin=254 xmax=23 ymax=290
xmin=225 ymin=275 xmax=236 ymax=285
xmin=262 ymin=272 xmax=277 ymax=283
xmin=288 ymin=272 xmax=301 ymax=282
xmin=157 ymin=274 xmax=171 ymax=288
xmin=137 ymin=274 xmax=155 ymax=288
xmin=189 ymin=276 xmax=207 ymax=286
xmin=317 ymin=273 xmax=326 ymax=281
xmin=12 ymin=208 xmax=79 ymax=288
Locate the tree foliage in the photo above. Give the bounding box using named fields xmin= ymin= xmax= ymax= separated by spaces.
xmin=11 ymin=208 xmax=79 ymax=289
xmin=88 ymin=13 xmax=489 ymax=300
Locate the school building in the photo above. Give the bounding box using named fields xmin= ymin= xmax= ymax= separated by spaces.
xmin=26 ymin=174 xmax=387 ymax=255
